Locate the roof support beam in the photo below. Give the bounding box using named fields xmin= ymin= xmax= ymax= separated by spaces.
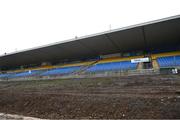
xmin=104 ymin=34 xmax=121 ymax=52
xmin=77 ymin=41 xmax=99 ymax=55
xmin=55 ymin=45 xmax=76 ymax=57
xmin=141 ymin=26 xmax=148 ymax=53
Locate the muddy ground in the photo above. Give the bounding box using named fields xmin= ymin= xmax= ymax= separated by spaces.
xmin=0 ymin=74 xmax=180 ymax=119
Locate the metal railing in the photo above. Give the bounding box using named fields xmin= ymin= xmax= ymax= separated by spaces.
xmin=1 ymin=67 xmax=180 ymax=82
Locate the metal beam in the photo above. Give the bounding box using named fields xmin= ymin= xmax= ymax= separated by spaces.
xmin=104 ymin=34 xmax=121 ymax=52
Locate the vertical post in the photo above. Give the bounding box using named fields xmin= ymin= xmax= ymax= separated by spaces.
xmin=141 ymin=26 xmax=148 ymax=56
xmin=174 ymin=56 xmax=176 ymax=66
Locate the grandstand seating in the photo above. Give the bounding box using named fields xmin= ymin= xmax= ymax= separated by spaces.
xmin=0 ymin=73 xmax=10 ymax=79
xmin=41 ymin=66 xmax=81 ymax=76
xmin=87 ymin=61 xmax=137 ymax=72
xmin=157 ymin=55 xmax=180 ymax=68
xmin=0 ymin=53 xmax=179 ymax=80
xmin=10 ymin=70 xmax=44 ymax=78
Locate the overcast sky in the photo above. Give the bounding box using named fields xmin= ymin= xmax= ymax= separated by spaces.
xmin=0 ymin=0 xmax=180 ymax=55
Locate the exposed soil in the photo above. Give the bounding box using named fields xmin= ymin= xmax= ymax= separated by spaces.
xmin=0 ymin=74 xmax=180 ymax=119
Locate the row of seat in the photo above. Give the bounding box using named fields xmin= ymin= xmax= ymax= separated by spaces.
xmin=41 ymin=66 xmax=81 ymax=76
xmin=87 ymin=61 xmax=137 ymax=72
xmin=0 ymin=55 xmax=179 ymax=79
xmin=157 ymin=55 xmax=180 ymax=68
xmin=0 ymin=70 xmax=43 ymax=79
xmin=0 ymin=60 xmax=137 ymax=79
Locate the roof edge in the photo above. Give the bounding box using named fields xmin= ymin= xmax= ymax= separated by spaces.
xmin=1 ymin=14 xmax=180 ymax=58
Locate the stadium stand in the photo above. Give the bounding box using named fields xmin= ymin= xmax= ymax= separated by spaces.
xmin=0 ymin=52 xmax=180 ymax=80
xmin=0 ymin=15 xmax=180 ymax=80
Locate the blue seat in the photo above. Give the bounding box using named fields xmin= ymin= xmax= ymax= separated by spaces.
xmin=9 ymin=70 xmax=41 ymax=78
xmin=0 ymin=73 xmax=10 ymax=78
xmin=157 ymin=55 xmax=180 ymax=67
xmin=87 ymin=61 xmax=137 ymax=72
xmin=176 ymin=56 xmax=180 ymax=66
xmin=41 ymin=66 xmax=80 ymax=76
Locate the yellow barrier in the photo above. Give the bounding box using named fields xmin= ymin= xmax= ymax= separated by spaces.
xmin=55 ymin=61 xmax=95 ymax=68
xmin=98 ymin=55 xmax=144 ymax=64
xmin=152 ymin=51 xmax=180 ymax=59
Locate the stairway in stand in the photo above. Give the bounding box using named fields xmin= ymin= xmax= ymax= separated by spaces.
xmin=71 ymin=60 xmax=99 ymax=75
xmin=152 ymin=59 xmax=160 ymax=69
